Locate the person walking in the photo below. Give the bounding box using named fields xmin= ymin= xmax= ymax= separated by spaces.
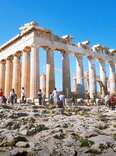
xmin=10 ymin=89 xmax=16 ymax=104
xmin=42 ymin=91 xmax=45 ymax=105
xmin=52 ymin=88 xmax=58 ymax=105
xmin=49 ymin=92 xmax=53 ymax=104
xmin=38 ymin=89 xmax=42 ymax=105
xmin=104 ymin=93 xmax=109 ymax=107
xmin=0 ymin=89 xmax=3 ymax=104
xmin=59 ymin=93 xmax=65 ymax=106
xmin=109 ymin=94 xmax=116 ymax=110
xmin=21 ymin=87 xmax=26 ymax=103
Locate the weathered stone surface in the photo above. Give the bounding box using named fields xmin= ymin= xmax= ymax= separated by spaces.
xmin=87 ymin=143 xmax=102 ymax=154
xmin=0 ymin=104 xmax=115 ymax=155
xmin=0 ymin=134 xmax=15 ymax=147
xmin=15 ymin=141 xmax=29 ymax=148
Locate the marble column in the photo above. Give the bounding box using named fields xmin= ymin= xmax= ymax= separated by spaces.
xmin=5 ymin=57 xmax=13 ymax=97
xmin=99 ymin=60 xmax=107 ymax=96
xmin=88 ymin=57 xmax=96 ymax=98
xmin=21 ymin=50 xmax=30 ymax=97
xmin=76 ymin=55 xmax=84 ymax=98
xmin=109 ymin=62 xmax=115 ymax=94
xmin=62 ymin=52 xmax=71 ymax=97
xmin=46 ymin=48 xmax=55 ymax=98
xmin=84 ymin=72 xmax=89 ymax=92
xmin=40 ymin=74 xmax=46 ymax=94
xmin=73 ymin=77 xmax=77 ymax=96
xmin=18 ymin=61 xmax=21 ymax=97
xmin=0 ymin=60 xmax=5 ymax=91
xmin=12 ymin=53 xmax=21 ymax=97
xmin=30 ymin=45 xmax=39 ymax=99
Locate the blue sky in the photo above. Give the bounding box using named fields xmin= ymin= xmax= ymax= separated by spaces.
xmin=0 ymin=0 xmax=115 ymax=90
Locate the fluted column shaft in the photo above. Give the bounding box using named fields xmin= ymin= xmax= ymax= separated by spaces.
xmin=99 ymin=60 xmax=107 ymax=96
xmin=40 ymin=74 xmax=46 ymax=94
xmin=109 ymin=62 xmax=115 ymax=94
xmin=46 ymin=48 xmax=55 ymax=98
xmin=62 ymin=52 xmax=71 ymax=97
xmin=76 ymin=55 xmax=84 ymax=98
xmin=18 ymin=62 xmax=21 ymax=97
xmin=12 ymin=54 xmax=21 ymax=97
xmin=73 ymin=78 xmax=77 ymax=95
xmin=5 ymin=57 xmax=13 ymax=97
xmin=30 ymin=45 xmax=39 ymax=99
xmin=0 ymin=60 xmax=5 ymax=91
xmin=88 ymin=57 xmax=96 ymax=98
xmin=21 ymin=51 xmax=30 ymax=97
xmin=84 ymin=72 xmax=89 ymax=91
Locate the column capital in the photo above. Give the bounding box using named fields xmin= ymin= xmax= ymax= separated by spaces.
xmin=109 ymin=60 xmax=115 ymax=67
xmin=14 ymin=51 xmax=21 ymax=57
xmin=6 ymin=55 xmax=13 ymax=61
xmin=62 ymin=51 xmax=69 ymax=57
xmin=88 ymin=55 xmax=94 ymax=60
xmin=45 ymin=47 xmax=54 ymax=53
xmin=31 ymin=43 xmax=38 ymax=49
xmin=98 ymin=58 xmax=105 ymax=64
xmin=75 ymin=54 xmax=83 ymax=59
xmin=0 ymin=59 xmax=6 ymax=64
xmin=23 ymin=46 xmax=31 ymax=53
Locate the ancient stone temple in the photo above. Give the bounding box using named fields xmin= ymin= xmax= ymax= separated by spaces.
xmin=0 ymin=21 xmax=115 ymax=100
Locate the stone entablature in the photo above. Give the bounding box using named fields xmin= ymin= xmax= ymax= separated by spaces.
xmin=0 ymin=22 xmax=115 ymax=61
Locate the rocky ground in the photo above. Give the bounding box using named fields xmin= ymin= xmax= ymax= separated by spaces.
xmin=0 ymin=103 xmax=115 ymax=156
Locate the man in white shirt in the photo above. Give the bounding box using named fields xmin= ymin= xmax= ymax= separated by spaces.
xmin=21 ymin=87 xmax=26 ymax=103
xmin=52 ymin=88 xmax=58 ymax=105
xmin=58 ymin=93 xmax=65 ymax=114
xmin=59 ymin=94 xmax=65 ymax=106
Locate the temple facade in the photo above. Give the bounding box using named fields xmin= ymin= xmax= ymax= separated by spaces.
xmin=0 ymin=21 xmax=115 ymax=100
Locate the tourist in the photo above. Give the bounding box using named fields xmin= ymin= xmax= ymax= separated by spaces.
xmin=72 ymin=94 xmax=76 ymax=105
xmin=14 ymin=93 xmax=17 ymax=103
xmin=0 ymin=89 xmax=3 ymax=104
xmin=38 ymin=89 xmax=42 ymax=105
xmin=109 ymin=94 xmax=116 ymax=110
xmin=42 ymin=91 xmax=45 ymax=105
xmin=21 ymin=87 xmax=26 ymax=103
xmin=59 ymin=93 xmax=65 ymax=106
xmin=2 ymin=96 xmax=7 ymax=104
xmin=104 ymin=93 xmax=109 ymax=107
xmin=95 ymin=97 xmax=100 ymax=106
xmin=52 ymin=88 xmax=58 ymax=105
xmin=56 ymin=93 xmax=65 ymax=114
xmin=93 ymin=93 xmax=96 ymax=105
xmin=10 ymin=89 xmax=16 ymax=104
xmin=99 ymin=96 xmax=104 ymax=105
xmin=49 ymin=92 xmax=53 ymax=104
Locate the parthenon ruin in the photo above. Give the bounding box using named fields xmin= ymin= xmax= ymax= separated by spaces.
xmin=0 ymin=21 xmax=115 ymax=100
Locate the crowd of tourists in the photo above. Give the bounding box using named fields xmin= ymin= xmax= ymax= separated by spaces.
xmin=0 ymin=87 xmax=116 ymax=111
xmin=37 ymin=88 xmax=65 ymax=108
xmin=37 ymin=89 xmax=116 ymax=111
xmin=0 ymin=87 xmax=26 ymax=105
xmin=100 ymin=93 xmax=116 ymax=110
